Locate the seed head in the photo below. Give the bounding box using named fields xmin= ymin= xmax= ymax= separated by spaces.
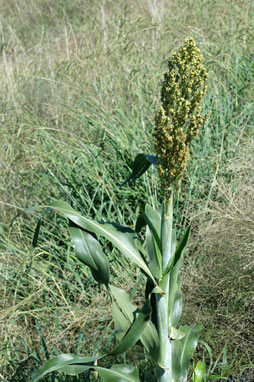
xmin=153 ymin=38 xmax=208 ymax=197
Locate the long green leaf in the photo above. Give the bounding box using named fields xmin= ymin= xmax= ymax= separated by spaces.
xmin=31 ymin=354 xmax=99 ymax=382
xmin=172 ymin=324 xmax=202 ymax=382
xmin=112 ymin=302 xmax=131 ymax=341
xmin=121 ymin=153 xmax=157 ymax=185
xmin=167 ymin=226 xmax=191 ymax=327
xmin=110 ymin=285 xmax=134 ymax=322
xmin=144 ymin=205 xmax=162 ymax=279
xmin=109 ymin=299 xmax=150 ymax=356
xmin=110 ymin=285 xmax=159 ymax=361
xmin=164 ymin=225 xmax=191 ymax=329
xmin=173 ymin=224 xmax=192 ymax=267
xmin=58 ymin=364 xmax=140 ymax=382
xmin=69 ymin=227 xmax=109 ymax=286
xmin=47 ymin=201 xmax=155 ymax=282
xmin=33 ymin=357 xmax=140 ymax=382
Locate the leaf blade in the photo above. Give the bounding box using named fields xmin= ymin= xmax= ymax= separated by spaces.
xmin=69 ymin=227 xmax=109 ymax=286
xmin=60 ymin=364 xmax=140 ymax=382
xmin=144 ymin=205 xmax=162 ymax=278
xmin=31 ymin=354 xmax=99 ymax=382
xmin=110 ymin=285 xmax=160 ymax=361
xmin=172 ymin=324 xmax=202 ymax=382
xmin=121 ymin=153 xmax=158 ymax=185
xmin=49 ymin=201 xmax=155 ymax=282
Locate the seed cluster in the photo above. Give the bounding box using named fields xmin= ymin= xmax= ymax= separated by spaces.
xmin=153 ymin=38 xmax=208 ymax=197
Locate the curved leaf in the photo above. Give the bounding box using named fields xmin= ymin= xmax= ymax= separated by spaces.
xmin=33 ymin=358 xmax=140 ymax=382
xmin=31 ymin=354 xmax=99 ymax=382
xmin=109 ymin=299 xmax=150 ymax=356
xmin=144 ymin=205 xmax=162 ymax=279
xmin=121 ymin=153 xmax=158 ymax=186
xmin=173 ymin=224 xmax=192 ymax=267
xmin=110 ymin=285 xmax=135 ymax=322
xmin=49 ymin=201 xmax=155 ymax=282
xmin=172 ymin=324 xmax=202 ymax=382
xmin=166 ymin=225 xmax=191 ymax=328
xmin=110 ymin=285 xmax=159 ymax=361
xmin=69 ymin=227 xmax=109 ymax=286
xmin=112 ymin=302 xmax=130 ymax=341
xmin=58 ymin=364 xmax=140 ymax=382
xmin=33 ymin=305 xmax=149 ymax=381
xmin=98 ymin=364 xmax=140 ymax=382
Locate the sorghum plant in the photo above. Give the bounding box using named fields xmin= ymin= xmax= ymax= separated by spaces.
xmin=31 ymin=38 xmax=208 ymax=382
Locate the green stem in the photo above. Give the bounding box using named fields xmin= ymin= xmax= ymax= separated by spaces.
xmin=156 ymin=279 xmax=172 ymax=382
xmin=156 ymin=192 xmax=174 ymax=382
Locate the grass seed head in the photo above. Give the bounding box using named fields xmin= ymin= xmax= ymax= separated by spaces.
xmin=153 ymin=37 xmax=208 ymax=197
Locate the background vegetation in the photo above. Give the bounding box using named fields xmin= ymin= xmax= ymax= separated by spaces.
xmin=0 ymin=0 xmax=253 ymax=380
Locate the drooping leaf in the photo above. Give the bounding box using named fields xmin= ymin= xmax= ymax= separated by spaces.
xmin=121 ymin=154 xmax=158 ymax=186
xmin=110 ymin=285 xmax=160 ymax=361
xmin=171 ymin=324 xmax=202 ymax=382
xmin=144 ymin=206 xmax=162 ymax=250
xmin=32 ymin=357 xmax=140 ymax=382
xmin=48 ymin=201 xmax=155 ymax=282
xmin=31 ymin=354 xmax=99 ymax=382
xmin=69 ymin=227 xmax=109 ymax=286
xmin=112 ymin=302 xmax=131 ymax=341
xmin=32 ymin=314 xmax=147 ymax=381
xmin=109 ymin=299 xmax=151 ymax=357
xmin=110 ymin=285 xmax=134 ymax=322
xmin=144 ymin=205 xmax=162 ymax=279
xmin=59 ymin=364 xmax=141 ymax=382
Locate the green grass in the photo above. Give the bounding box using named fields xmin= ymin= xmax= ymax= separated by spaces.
xmin=1 ymin=0 xmax=254 ymax=380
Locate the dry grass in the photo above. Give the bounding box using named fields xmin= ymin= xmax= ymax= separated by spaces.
xmin=183 ymin=138 xmax=254 ymax=365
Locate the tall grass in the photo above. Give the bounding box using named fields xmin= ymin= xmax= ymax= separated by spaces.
xmin=1 ymin=0 xmax=254 ymax=380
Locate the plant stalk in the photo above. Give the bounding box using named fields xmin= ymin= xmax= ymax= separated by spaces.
xmin=156 ymin=193 xmax=173 ymax=382
xmin=156 ymin=279 xmax=172 ymax=382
